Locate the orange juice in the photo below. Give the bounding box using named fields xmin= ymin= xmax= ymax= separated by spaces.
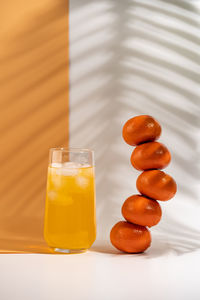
xmin=44 ymin=162 xmax=96 ymax=251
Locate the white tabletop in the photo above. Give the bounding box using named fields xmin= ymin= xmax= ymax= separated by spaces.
xmin=0 ymin=239 xmax=200 ymax=300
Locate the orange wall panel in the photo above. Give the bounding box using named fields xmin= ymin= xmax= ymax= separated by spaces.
xmin=0 ymin=0 xmax=69 ymax=253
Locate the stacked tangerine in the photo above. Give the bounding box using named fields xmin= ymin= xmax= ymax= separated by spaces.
xmin=110 ymin=115 xmax=177 ymax=253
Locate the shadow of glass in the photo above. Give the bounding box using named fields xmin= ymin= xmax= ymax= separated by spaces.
xmin=0 ymin=238 xmax=52 ymax=254
xmin=90 ymin=240 xmax=143 ymax=256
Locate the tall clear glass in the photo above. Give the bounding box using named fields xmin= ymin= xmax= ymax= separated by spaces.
xmin=44 ymin=148 xmax=96 ymax=253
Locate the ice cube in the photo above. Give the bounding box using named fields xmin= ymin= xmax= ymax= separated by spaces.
xmin=51 ymin=163 xmax=63 ymax=168
xmin=49 ymin=163 xmax=63 ymax=176
xmin=61 ymin=168 xmax=79 ymax=176
xmin=63 ymin=162 xmax=82 ymax=168
xmin=76 ymin=176 xmax=89 ymax=188
xmin=81 ymin=164 xmax=91 ymax=168
xmin=60 ymin=162 xmax=82 ymax=176
xmin=48 ymin=190 xmax=57 ymax=200
xmin=83 ymin=166 xmax=94 ymax=177
xmin=49 ymin=166 xmax=63 ymax=176
xmin=50 ymin=162 xmax=80 ymax=176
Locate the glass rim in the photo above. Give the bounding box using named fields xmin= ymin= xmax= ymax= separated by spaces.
xmin=49 ymin=147 xmax=94 ymax=154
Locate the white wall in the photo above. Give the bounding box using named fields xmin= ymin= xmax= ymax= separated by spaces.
xmin=69 ymin=0 xmax=200 ymax=253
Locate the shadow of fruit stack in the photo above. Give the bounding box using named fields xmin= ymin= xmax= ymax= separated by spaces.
xmin=110 ymin=115 xmax=177 ymax=253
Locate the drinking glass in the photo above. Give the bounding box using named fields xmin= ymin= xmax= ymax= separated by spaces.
xmin=44 ymin=148 xmax=96 ymax=253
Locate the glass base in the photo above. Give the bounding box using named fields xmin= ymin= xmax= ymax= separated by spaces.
xmin=52 ymin=247 xmax=87 ymax=254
